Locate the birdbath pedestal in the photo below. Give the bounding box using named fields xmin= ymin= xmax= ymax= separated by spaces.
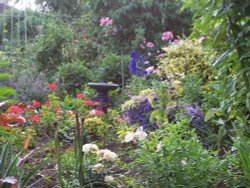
xmin=87 ymin=83 xmax=119 ymax=112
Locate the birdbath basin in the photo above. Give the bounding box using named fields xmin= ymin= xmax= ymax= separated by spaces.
xmin=87 ymin=83 xmax=119 ymax=107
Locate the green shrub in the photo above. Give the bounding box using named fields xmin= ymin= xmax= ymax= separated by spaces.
xmin=0 ymin=53 xmax=16 ymax=101
xmin=93 ymin=53 xmax=130 ymax=85
xmin=57 ymin=60 xmax=91 ymax=95
xmin=157 ymin=40 xmax=210 ymax=81
xmin=132 ymin=119 xmax=235 ymax=187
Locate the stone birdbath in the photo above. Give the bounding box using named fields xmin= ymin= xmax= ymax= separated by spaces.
xmin=87 ymin=82 xmax=119 ymax=112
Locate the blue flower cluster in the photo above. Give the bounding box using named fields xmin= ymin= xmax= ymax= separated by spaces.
xmin=129 ymin=51 xmax=147 ymax=76
xmin=124 ymin=97 xmax=157 ymax=131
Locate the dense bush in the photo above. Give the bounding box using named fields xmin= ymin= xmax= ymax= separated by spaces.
xmin=0 ymin=52 xmax=16 ymax=101
xmin=132 ymin=120 xmax=238 ymax=187
xmin=57 ymin=60 xmax=90 ymax=95
xmin=89 ymin=0 xmax=192 ymax=52
xmin=92 ymin=53 xmax=131 ymax=85
xmin=157 ymin=40 xmax=210 ymax=82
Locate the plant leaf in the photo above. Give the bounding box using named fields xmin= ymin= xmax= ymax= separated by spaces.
xmin=213 ymin=50 xmax=233 ymax=67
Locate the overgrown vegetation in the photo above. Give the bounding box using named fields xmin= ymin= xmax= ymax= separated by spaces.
xmin=0 ymin=0 xmax=249 ymax=187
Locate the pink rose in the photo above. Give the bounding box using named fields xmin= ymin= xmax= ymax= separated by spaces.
xmin=145 ymin=66 xmax=155 ymax=74
xmin=140 ymin=44 xmax=145 ymax=49
xmin=161 ymin=31 xmax=174 ymax=41
xmin=146 ymin=42 xmax=154 ymax=48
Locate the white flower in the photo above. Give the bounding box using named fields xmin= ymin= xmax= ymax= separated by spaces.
xmin=93 ymin=163 xmax=104 ymax=174
xmin=82 ymin=143 xmax=99 ymax=154
xmin=103 ymin=150 xmax=118 ymax=162
xmin=104 ymin=175 xmax=114 ymax=183
xmin=90 ymin=109 xmax=96 ymax=115
xmin=124 ymin=132 xmax=135 ymax=143
xmin=181 ymin=159 xmax=187 ymax=166
xmin=134 ymin=127 xmax=147 ymax=140
xmin=98 ymin=149 xmax=118 ymax=162
xmin=156 ymin=141 xmax=162 ymax=152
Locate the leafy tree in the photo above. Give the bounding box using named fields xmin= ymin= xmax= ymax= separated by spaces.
xmin=89 ymin=0 xmax=192 ymax=52
xmin=181 ymin=0 xmax=250 ymax=111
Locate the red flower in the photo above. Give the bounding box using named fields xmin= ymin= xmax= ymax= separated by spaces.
xmin=0 ymin=113 xmax=26 ymax=128
xmin=95 ymin=109 xmax=104 ymax=116
xmin=47 ymin=84 xmax=58 ymax=91
xmin=44 ymin=101 xmax=51 ymax=108
xmin=9 ymin=106 xmax=23 ymax=114
xmin=84 ymin=100 xmax=93 ymax=107
xmin=32 ymin=100 xmax=41 ymax=107
xmin=76 ymin=93 xmax=85 ymax=99
xmin=29 ymin=115 xmax=40 ymax=123
xmin=54 ymin=108 xmax=62 ymax=113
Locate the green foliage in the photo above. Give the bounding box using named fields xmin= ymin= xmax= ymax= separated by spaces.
xmin=57 ymin=60 xmax=90 ymax=95
xmin=234 ymin=127 xmax=250 ymax=186
xmin=9 ymin=70 xmax=48 ymax=103
xmin=125 ymin=76 xmax=153 ymax=96
xmin=132 ymin=120 xmax=238 ymax=187
xmin=35 ymin=16 xmax=74 ymax=76
xmin=93 ymin=53 xmax=130 ymax=85
xmin=35 ymin=0 xmax=87 ymax=19
xmin=181 ymin=0 xmax=250 ymax=111
xmin=0 ymin=9 xmax=46 ymax=50
xmin=0 ymin=54 xmax=16 ymax=101
xmin=157 ymin=40 xmax=210 ymax=81
xmin=0 ymin=142 xmax=46 ymax=188
xmin=90 ymin=0 xmax=192 ymax=52
xmin=183 ymin=74 xmax=203 ymax=104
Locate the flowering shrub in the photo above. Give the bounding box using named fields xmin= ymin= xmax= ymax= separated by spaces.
xmin=123 ymin=90 xmax=157 ymax=131
xmin=132 ymin=120 xmax=234 ymax=187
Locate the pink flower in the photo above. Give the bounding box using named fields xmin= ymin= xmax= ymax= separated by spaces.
xmin=145 ymin=66 xmax=155 ymax=74
xmin=9 ymin=106 xmax=23 ymax=114
xmin=48 ymin=84 xmax=58 ymax=91
xmin=172 ymin=39 xmax=180 ymax=45
xmin=32 ymin=100 xmax=41 ymax=107
xmin=199 ymin=36 xmax=206 ymax=44
xmin=140 ymin=44 xmax=145 ymax=49
xmin=146 ymin=42 xmax=154 ymax=48
xmin=29 ymin=115 xmax=40 ymax=123
xmin=76 ymin=93 xmax=85 ymax=99
xmin=144 ymin=61 xmax=150 ymax=65
xmin=100 ymin=17 xmax=113 ymax=26
xmin=157 ymin=53 xmax=165 ymax=58
xmin=161 ymin=31 xmax=174 ymax=41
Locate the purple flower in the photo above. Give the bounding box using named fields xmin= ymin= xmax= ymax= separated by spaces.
xmin=125 ymin=97 xmax=157 ymax=131
xmin=130 ymin=51 xmax=137 ymax=74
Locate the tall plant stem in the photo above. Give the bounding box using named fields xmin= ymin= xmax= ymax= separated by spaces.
xmin=75 ymin=113 xmax=85 ymax=187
